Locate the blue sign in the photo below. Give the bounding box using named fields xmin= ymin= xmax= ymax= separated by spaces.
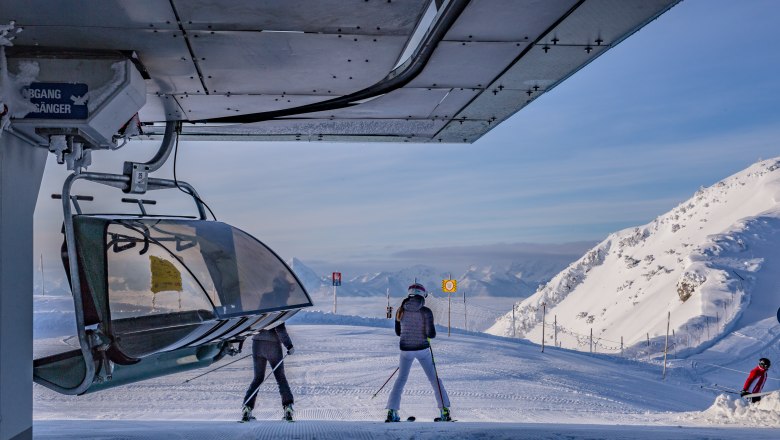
xmin=23 ymin=82 xmax=89 ymax=120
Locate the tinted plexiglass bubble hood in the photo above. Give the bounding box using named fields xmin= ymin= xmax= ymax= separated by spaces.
xmin=34 ymin=173 xmax=312 ymax=395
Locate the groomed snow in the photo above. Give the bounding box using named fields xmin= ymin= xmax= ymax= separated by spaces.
xmin=33 ymin=310 xmax=780 ymax=438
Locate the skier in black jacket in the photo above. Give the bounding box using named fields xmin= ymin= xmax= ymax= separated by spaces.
xmin=385 ymin=283 xmax=451 ymax=422
xmin=241 ymin=323 xmax=295 ymax=422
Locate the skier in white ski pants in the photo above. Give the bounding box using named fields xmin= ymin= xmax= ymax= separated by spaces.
xmin=385 ymin=283 xmax=451 ymax=421
xmin=387 ymin=347 xmax=450 ymax=410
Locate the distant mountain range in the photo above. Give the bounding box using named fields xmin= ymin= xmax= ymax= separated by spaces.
xmin=289 ymin=255 xmax=578 ymax=298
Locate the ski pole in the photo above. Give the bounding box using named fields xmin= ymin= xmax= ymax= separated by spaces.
xmin=243 ymin=353 xmax=289 ymax=407
xmin=371 ymin=367 xmax=399 ymax=399
xmin=699 ymin=385 xmax=740 ymax=394
xmin=183 ymin=353 xmax=252 ymax=384
xmin=428 ymin=338 xmax=446 ymax=409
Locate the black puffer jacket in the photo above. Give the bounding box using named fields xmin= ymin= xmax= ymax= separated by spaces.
xmin=395 ymin=294 xmax=435 ymax=351
xmin=252 ymin=322 xmax=294 ymax=350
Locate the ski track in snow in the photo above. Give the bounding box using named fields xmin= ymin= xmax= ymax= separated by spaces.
xmin=35 ymin=323 xmax=776 ymax=431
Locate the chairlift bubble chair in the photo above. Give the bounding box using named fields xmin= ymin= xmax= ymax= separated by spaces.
xmin=34 ymin=170 xmax=312 ymax=395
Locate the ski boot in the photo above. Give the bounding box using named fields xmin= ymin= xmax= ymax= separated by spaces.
xmin=434 ymin=407 xmax=452 ymax=422
xmin=283 ymin=404 xmax=295 ymax=422
xmin=385 ymin=409 xmax=400 ymax=422
xmin=240 ymin=405 xmax=255 ymax=423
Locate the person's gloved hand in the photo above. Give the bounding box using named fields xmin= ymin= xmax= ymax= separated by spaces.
xmin=287 ymin=347 xmax=295 ymax=355
xmin=740 ymin=390 xmax=750 ymax=397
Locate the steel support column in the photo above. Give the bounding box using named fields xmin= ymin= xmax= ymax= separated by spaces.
xmin=0 ymin=131 xmax=47 ymax=440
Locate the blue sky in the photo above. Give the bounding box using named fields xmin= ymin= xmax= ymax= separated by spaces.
xmin=35 ymin=0 xmax=780 ymax=276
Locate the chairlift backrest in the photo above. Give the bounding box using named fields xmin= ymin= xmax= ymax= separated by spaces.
xmin=34 ymin=172 xmax=312 ymax=395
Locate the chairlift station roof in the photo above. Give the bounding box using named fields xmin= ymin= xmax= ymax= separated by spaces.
xmin=3 ymin=0 xmax=680 ymax=143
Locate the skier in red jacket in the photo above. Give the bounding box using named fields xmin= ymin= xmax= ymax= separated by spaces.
xmin=741 ymin=358 xmax=770 ymax=403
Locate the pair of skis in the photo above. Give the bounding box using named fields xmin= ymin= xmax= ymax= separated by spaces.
xmin=387 ymin=416 xmax=455 ymax=422
xmin=701 ymin=384 xmax=776 ymax=399
xmin=238 ymin=416 xmax=293 ymax=424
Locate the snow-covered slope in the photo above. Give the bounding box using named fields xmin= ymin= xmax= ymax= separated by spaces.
xmin=488 ymin=158 xmax=780 ymax=360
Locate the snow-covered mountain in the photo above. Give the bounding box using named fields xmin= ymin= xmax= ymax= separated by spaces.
xmin=288 ymin=257 xmax=324 ymax=294
xmin=488 ymin=158 xmax=780 ymax=361
xmin=458 ymin=265 xmax=535 ymax=297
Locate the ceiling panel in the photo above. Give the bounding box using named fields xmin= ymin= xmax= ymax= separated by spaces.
xmin=2 ymin=0 xmax=178 ymax=29
xmin=434 ymin=119 xmax=489 ymax=143
xmin=430 ymin=88 xmax=480 ymax=119
xmin=175 ymin=0 xmax=429 ymax=35
xmin=295 ymin=88 xmax=450 ymax=119
xmin=139 ymin=95 xmax=186 ymax=122
xmin=451 ymin=89 xmax=531 ymax=122
xmin=408 ymin=41 xmax=528 ymax=88
xmin=190 ymin=31 xmax=408 ymax=95
xmin=12 ymin=27 xmax=202 ymax=94
xmin=541 ymin=0 xmax=679 ymax=46
xmin=5 ymin=0 xmax=682 ymax=142
xmin=444 ymin=0 xmax=578 ymax=42
xmin=175 ymin=94 xmax=328 ymax=120
xmin=496 ymin=44 xmax=607 ymax=91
